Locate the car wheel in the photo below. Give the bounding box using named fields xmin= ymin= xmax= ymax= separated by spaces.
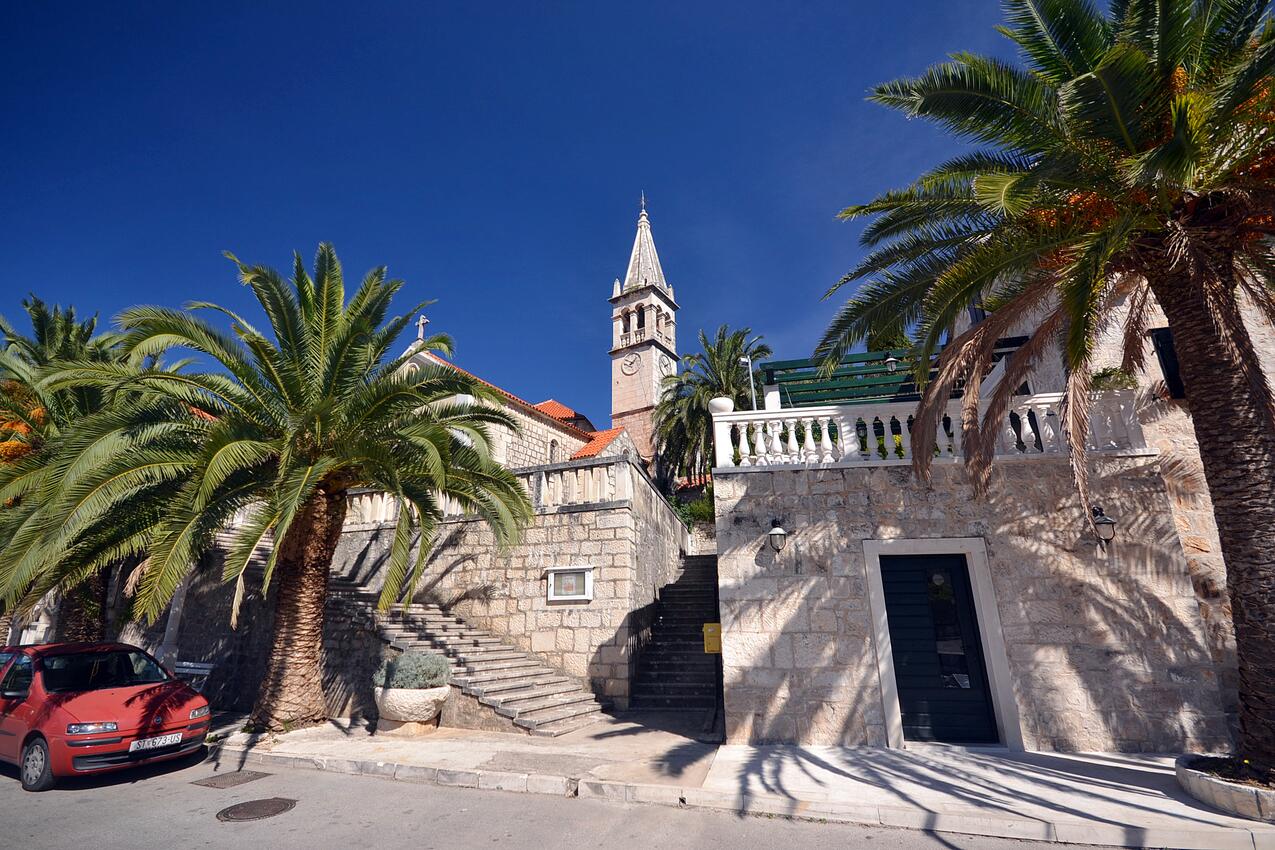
xmin=20 ymin=738 xmax=55 ymax=792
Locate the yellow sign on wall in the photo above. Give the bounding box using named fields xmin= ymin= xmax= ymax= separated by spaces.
xmin=702 ymin=622 xmax=722 ymax=654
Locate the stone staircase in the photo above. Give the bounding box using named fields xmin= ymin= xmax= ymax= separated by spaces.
xmin=629 ymin=555 xmax=721 ymax=712
xmin=329 ymin=582 xmax=606 ymax=737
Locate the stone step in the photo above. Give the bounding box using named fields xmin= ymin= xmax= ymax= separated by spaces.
xmin=643 ymin=638 xmax=707 ymax=649
xmin=495 ymin=690 xmax=599 ymax=718
xmin=632 ymin=682 xmax=716 ymax=695
xmin=514 ymin=700 xmax=603 ymax=730
xmin=629 ymin=696 xmax=715 ymax=710
xmin=457 ymin=665 xmax=561 ymax=686
xmin=460 ymin=657 xmax=544 ymax=673
xmin=472 ymin=674 xmax=572 ymax=697
xmin=630 ymin=668 xmax=714 ymax=683
xmin=486 ymin=679 xmax=582 ymax=704
xmin=448 ymin=650 xmax=530 ymax=664
xmin=334 ymin=582 xmax=605 ymax=739
xmin=638 ymin=650 xmax=717 ymax=663
xmin=526 ymin=711 xmax=605 ymax=738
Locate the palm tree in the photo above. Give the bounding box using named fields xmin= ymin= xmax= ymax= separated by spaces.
xmin=0 ymin=244 xmax=532 ymax=730
xmin=816 ymin=1 xmax=1275 ymax=761
xmin=0 ymin=298 xmax=125 ymax=641
xmin=655 ymin=325 xmax=771 ymax=482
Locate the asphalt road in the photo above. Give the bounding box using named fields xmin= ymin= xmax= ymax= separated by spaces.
xmin=0 ymin=751 xmax=1104 ymax=850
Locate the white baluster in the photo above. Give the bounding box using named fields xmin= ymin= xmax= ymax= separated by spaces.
xmin=898 ymin=415 xmax=913 ymax=460
xmin=785 ymin=418 xmax=801 ymax=463
xmin=768 ymin=420 xmax=785 ymax=464
xmin=801 ymin=417 xmax=818 ymax=463
xmin=1033 ymin=404 xmax=1055 ymax=453
xmin=1000 ymin=410 xmax=1020 ymax=455
xmin=737 ymin=423 xmax=753 ymax=467
xmin=819 ymin=416 xmax=835 ymax=463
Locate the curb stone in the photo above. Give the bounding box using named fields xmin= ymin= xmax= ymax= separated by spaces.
xmin=206 ymin=742 xmax=1269 ymax=849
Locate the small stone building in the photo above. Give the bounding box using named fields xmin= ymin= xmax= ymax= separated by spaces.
xmin=707 ymin=299 xmax=1273 ymax=753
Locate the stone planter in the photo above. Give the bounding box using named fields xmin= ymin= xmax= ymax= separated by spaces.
xmin=1176 ymin=755 xmax=1275 ymax=821
xmin=708 ymin=397 xmax=735 ymax=415
xmin=374 ymin=685 xmax=449 ymax=737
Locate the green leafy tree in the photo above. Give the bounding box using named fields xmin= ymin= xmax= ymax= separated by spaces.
xmin=0 ymin=298 xmax=127 ymax=642
xmin=816 ymin=1 xmax=1275 ymax=761
xmin=655 ymin=325 xmax=771 ymax=482
xmin=0 ymin=245 xmax=532 ymax=730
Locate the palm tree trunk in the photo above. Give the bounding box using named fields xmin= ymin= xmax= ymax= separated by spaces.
xmin=1150 ymin=273 xmax=1275 ymax=764
xmin=55 ymin=568 xmax=108 ymax=643
xmin=0 ymin=607 xmax=13 ymax=645
xmin=248 ymin=487 xmax=348 ymax=732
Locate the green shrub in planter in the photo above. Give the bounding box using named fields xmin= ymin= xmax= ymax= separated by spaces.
xmin=373 ymin=651 xmax=450 ymax=690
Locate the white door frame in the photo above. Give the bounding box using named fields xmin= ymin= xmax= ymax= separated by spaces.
xmin=863 ymin=537 xmax=1024 ymax=750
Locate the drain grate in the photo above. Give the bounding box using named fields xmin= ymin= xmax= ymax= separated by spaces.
xmin=216 ymin=798 xmax=297 ymax=822
xmin=193 ymin=770 xmax=271 ymax=789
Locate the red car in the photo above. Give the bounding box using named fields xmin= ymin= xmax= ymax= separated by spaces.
xmin=0 ymin=642 xmax=210 ymax=791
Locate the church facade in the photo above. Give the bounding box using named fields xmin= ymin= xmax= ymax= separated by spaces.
xmin=99 ymin=204 xmax=692 ymax=727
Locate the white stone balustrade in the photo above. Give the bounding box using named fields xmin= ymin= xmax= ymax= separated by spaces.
xmin=711 ymin=391 xmax=1146 ymax=470
xmin=341 ymin=457 xmax=636 ymax=528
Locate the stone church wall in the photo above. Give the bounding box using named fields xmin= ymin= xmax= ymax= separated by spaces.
xmin=713 ymin=457 xmax=1231 ymax=753
xmin=493 ymin=403 xmax=589 ymax=468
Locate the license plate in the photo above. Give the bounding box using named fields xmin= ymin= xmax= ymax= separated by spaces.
xmin=129 ymin=732 xmax=183 ymax=753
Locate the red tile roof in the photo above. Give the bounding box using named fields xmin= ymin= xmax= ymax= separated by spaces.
xmin=533 ymin=399 xmax=578 ymax=421
xmin=571 ymin=427 xmax=626 ymax=460
xmin=419 ymin=351 xmax=594 ymax=441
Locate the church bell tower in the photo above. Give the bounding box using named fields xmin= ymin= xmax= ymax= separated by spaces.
xmin=610 ymin=198 xmax=678 ymax=461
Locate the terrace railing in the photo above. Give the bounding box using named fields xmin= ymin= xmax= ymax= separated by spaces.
xmin=712 ymin=390 xmax=1146 ymax=470
xmin=343 ymin=456 xmax=638 ymax=527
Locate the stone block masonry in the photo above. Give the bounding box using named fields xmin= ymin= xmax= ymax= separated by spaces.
xmin=334 ymin=455 xmax=685 ymax=711
xmin=713 ymin=456 xmax=1232 ymax=753
xmin=138 ymin=455 xmax=683 ymax=719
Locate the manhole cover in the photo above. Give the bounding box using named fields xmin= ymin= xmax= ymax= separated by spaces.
xmin=216 ymin=798 xmax=297 ymax=822
xmin=193 ymin=770 xmax=271 ymax=789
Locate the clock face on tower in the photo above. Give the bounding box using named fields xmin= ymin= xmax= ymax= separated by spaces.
xmin=658 ymin=354 xmax=673 ymax=377
xmin=620 ymin=352 xmax=642 ymax=376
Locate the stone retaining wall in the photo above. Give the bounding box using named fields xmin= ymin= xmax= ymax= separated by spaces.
xmin=331 ymin=457 xmax=684 ymax=709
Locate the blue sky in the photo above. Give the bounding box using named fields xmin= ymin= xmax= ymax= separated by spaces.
xmin=1 ymin=2 xmax=1010 ymax=425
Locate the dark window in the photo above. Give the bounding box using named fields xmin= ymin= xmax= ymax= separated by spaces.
xmin=40 ymin=649 xmax=169 ymax=693
xmin=1 ymin=655 xmax=33 ymax=694
xmin=1149 ymin=328 xmax=1187 ymax=399
xmin=636 ymin=309 xmax=646 ymax=330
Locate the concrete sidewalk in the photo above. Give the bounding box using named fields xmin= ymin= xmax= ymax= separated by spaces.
xmin=209 ymin=712 xmax=1275 ymax=849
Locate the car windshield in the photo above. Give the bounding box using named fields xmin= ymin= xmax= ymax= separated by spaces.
xmin=41 ymin=650 xmax=170 ymax=693
xmin=0 ymin=651 xmax=13 ymax=670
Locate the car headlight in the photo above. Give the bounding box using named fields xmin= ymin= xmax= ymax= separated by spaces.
xmin=66 ymin=721 xmax=118 ymax=735
xmin=189 ymin=705 xmax=210 ymax=720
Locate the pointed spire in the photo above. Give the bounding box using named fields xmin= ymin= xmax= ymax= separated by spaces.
xmin=623 ymin=196 xmax=668 ymax=293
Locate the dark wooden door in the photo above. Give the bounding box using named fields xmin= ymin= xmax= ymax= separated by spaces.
xmin=880 ymin=554 xmax=998 ymax=743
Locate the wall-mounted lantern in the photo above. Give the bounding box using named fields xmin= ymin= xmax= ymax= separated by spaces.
xmin=1091 ymin=505 xmax=1117 ymax=544
xmin=768 ymin=520 xmax=788 ymax=553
